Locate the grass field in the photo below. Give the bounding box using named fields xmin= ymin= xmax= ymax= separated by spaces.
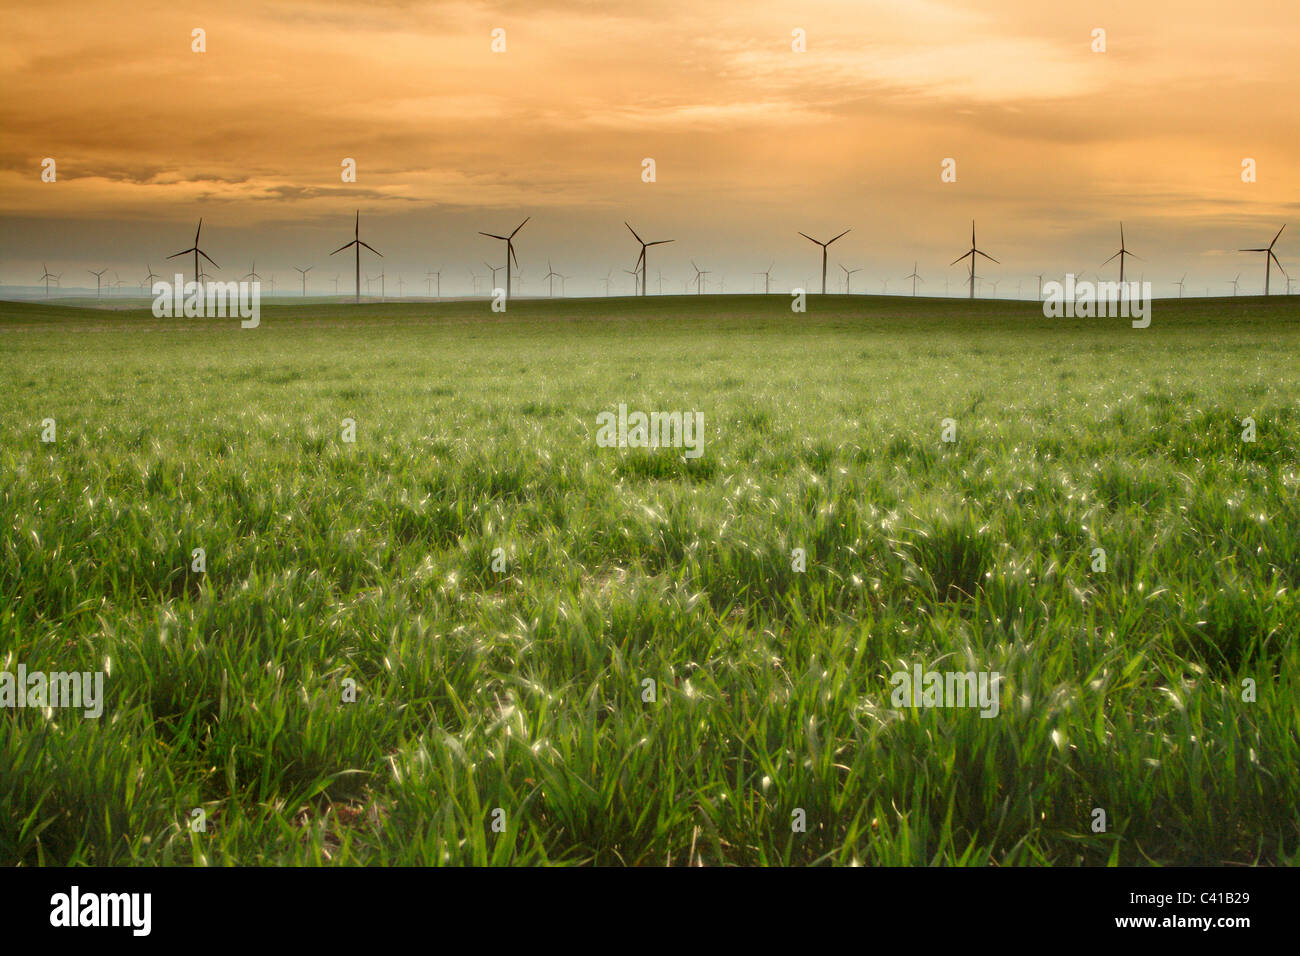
xmin=2 ymin=293 xmax=1298 ymax=866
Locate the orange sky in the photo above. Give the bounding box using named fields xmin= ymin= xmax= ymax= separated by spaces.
xmin=2 ymin=0 xmax=1298 ymax=296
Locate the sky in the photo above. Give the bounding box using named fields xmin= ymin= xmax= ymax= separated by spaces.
xmin=2 ymin=0 xmax=1299 ymax=297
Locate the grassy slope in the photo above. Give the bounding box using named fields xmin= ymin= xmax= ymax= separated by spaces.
xmin=1 ymin=294 xmax=1298 ymax=865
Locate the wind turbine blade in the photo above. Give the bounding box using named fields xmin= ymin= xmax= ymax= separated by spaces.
xmin=359 ymin=241 xmax=382 ymax=256
xmin=479 ymin=232 xmax=507 ymax=240
xmin=199 ymin=250 xmax=219 ymax=268
xmin=1100 ymin=251 xmax=1121 ymax=267
xmin=950 ymin=252 xmax=971 ymax=266
xmin=510 ymin=217 xmax=530 ymax=238
xmin=975 ymin=250 xmax=999 ymax=263
xmin=828 ymin=228 xmax=851 ymax=244
xmin=510 ymin=245 xmax=519 ymax=269
xmin=647 ymin=239 xmax=673 ymax=246
xmin=1240 ymin=247 xmax=1268 ymax=252
xmin=167 ymin=249 xmax=192 ymax=259
xmin=798 ymin=232 xmax=819 ymax=245
xmin=625 ymin=222 xmax=642 ymax=243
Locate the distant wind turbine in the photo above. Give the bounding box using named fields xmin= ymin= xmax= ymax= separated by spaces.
xmin=1229 ymin=274 xmax=1240 ymax=296
xmin=799 ymin=228 xmax=850 ymax=294
xmin=690 ymin=260 xmax=710 ymax=294
xmin=167 ymin=218 xmax=218 ymax=291
xmin=623 ymin=268 xmax=640 ymax=295
xmin=88 ymin=268 xmax=106 ymax=299
xmin=1101 ymin=222 xmax=1142 ymax=287
xmin=905 ymin=262 xmax=924 ymax=297
xmin=1239 ymin=225 xmax=1286 ymax=295
xmin=839 ymin=264 xmax=861 ymax=294
xmin=330 ymin=210 xmax=382 ymax=303
xmin=951 ymin=220 xmax=997 ymax=299
xmin=479 ymin=217 xmax=529 ymax=303
xmin=543 ymin=259 xmax=560 ymax=297
xmin=1174 ymin=274 xmax=1186 ymax=298
xmin=755 ymin=262 xmax=775 ymax=294
xmin=142 ymin=263 xmax=160 ymax=292
xmin=625 ymin=222 xmax=674 ymax=297
xmin=294 ymin=265 xmax=313 ymax=296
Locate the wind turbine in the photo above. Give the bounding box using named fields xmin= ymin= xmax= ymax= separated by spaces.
xmin=479 ymin=217 xmax=529 ymax=303
xmin=1035 ymin=273 xmax=1044 ymax=300
xmin=755 ymin=262 xmax=775 ymax=294
xmin=88 ymin=268 xmax=106 ymax=299
xmin=485 ymin=262 xmax=503 ymax=294
xmin=839 ymin=264 xmax=861 ymax=294
xmin=623 ymin=268 xmax=640 ymax=295
xmin=294 ymin=265 xmax=313 ymax=296
xmin=625 ymin=222 xmax=674 ymax=297
xmin=241 ymin=261 xmax=262 ymax=290
xmin=330 ymin=210 xmax=382 ymax=303
xmin=426 ymin=269 xmax=441 ymax=299
xmin=951 ymin=220 xmax=997 ymax=299
xmin=142 ymin=263 xmax=160 ymax=292
xmin=331 ymin=274 xmax=340 ymax=295
xmin=1101 ymin=222 xmax=1142 ymax=287
xmin=799 ymin=228 xmax=850 ymax=294
xmin=990 ymin=279 xmax=1001 ymax=297
xmin=1229 ymin=274 xmax=1240 ymax=296
xmin=167 ymin=218 xmax=218 ymax=291
xmin=905 ymin=262 xmax=923 ymax=297
xmin=1174 ymin=274 xmax=1186 ymax=298
xmin=601 ymin=269 xmax=612 ymax=296
xmin=1239 ymin=225 xmax=1286 ymax=295
xmin=690 ymin=260 xmax=710 ymax=294
xmin=543 ymin=259 xmax=560 ymax=297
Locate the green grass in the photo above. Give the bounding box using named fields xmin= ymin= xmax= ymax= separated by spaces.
xmin=1 ymin=293 xmax=1298 ymax=865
